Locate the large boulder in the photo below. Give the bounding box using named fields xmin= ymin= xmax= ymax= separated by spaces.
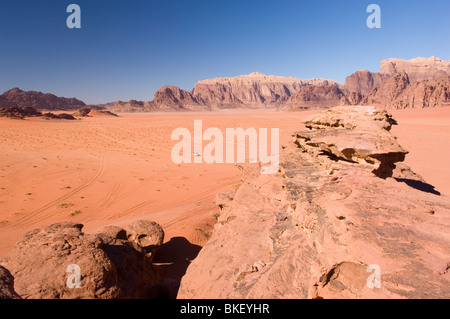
xmin=0 ymin=222 xmax=163 ymax=299
xmin=124 ymin=220 xmax=165 ymax=262
xmin=0 ymin=265 xmax=21 ymax=299
xmin=294 ymin=105 xmax=407 ymax=178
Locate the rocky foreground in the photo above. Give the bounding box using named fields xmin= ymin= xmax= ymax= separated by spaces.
xmin=178 ymin=105 xmax=450 ymax=299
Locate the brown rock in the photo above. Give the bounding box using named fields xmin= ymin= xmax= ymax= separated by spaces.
xmin=1 ymin=88 xmax=86 ymax=111
xmin=105 ymin=100 xmax=157 ymax=113
xmin=153 ymin=86 xmax=204 ymax=111
xmin=0 ymin=222 xmax=161 ymax=299
xmin=344 ymin=69 xmax=390 ymax=95
xmin=380 ymin=56 xmax=450 ymax=83
xmin=281 ymin=84 xmax=345 ymax=111
xmin=295 ymin=105 xmax=407 ymax=178
xmin=125 ymin=220 xmax=165 ymax=261
xmin=191 ymin=72 xmax=340 ymax=109
xmin=0 ymin=106 xmax=42 ymax=119
xmin=364 ymin=74 xmax=450 ymax=109
xmin=0 ymin=265 xmax=21 ymax=299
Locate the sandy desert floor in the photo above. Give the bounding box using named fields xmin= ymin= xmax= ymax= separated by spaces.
xmin=0 ymin=110 xmax=316 ymax=258
xmin=390 ymin=107 xmax=450 ymax=197
xmin=0 ymin=106 xmax=449 ymax=296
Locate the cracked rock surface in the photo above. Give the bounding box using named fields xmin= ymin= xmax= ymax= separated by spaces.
xmin=177 ymin=105 xmax=450 ymax=299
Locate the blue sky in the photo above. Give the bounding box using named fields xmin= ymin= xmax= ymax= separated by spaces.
xmin=1 ymin=0 xmax=449 ymax=104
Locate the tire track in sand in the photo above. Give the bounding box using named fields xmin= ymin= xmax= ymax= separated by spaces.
xmin=7 ymin=155 xmax=106 ymax=228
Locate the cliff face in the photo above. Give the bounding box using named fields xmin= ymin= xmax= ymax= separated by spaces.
xmin=343 ymin=69 xmax=390 ymax=96
xmin=380 ymin=56 xmax=450 ymax=83
xmin=3 ymin=57 xmax=449 ymax=112
xmin=1 ymin=88 xmax=86 ymax=110
xmin=190 ymin=72 xmax=339 ymax=109
xmin=342 ymin=57 xmax=450 ymax=109
xmin=363 ymin=73 xmax=450 ymax=109
xmin=280 ymin=83 xmax=345 ymax=111
xmin=153 ymin=85 xmax=206 ymax=111
xmin=144 ymin=57 xmax=450 ymax=111
xmin=178 ymin=106 xmax=450 ymax=299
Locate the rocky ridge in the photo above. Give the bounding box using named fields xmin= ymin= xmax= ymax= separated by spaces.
xmin=342 ymin=57 xmax=450 ymax=109
xmin=2 ymin=57 xmax=449 ymax=113
xmin=177 ymin=105 xmax=450 ymax=299
xmin=1 ymin=88 xmax=86 ymax=111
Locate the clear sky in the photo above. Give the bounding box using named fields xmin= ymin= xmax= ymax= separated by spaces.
xmin=1 ymin=0 xmax=449 ymax=104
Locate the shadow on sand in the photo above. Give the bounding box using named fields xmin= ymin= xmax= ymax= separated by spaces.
xmin=152 ymin=236 xmax=202 ymax=299
xmin=395 ymin=178 xmax=441 ymax=196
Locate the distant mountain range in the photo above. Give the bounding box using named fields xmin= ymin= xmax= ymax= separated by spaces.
xmin=1 ymin=57 xmax=449 ymax=112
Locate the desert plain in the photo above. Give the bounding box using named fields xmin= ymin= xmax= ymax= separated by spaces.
xmin=0 ymin=106 xmax=449 ymax=298
xmin=1 ymin=107 xmax=449 ymax=252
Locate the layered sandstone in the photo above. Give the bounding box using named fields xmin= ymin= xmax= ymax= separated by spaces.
xmin=178 ymin=105 xmax=450 ymax=299
xmin=280 ymin=84 xmax=345 ymax=111
xmin=380 ymin=56 xmax=450 ymax=83
xmin=0 ymin=266 xmax=21 ymax=299
xmin=0 ymin=221 xmax=165 ymax=299
xmin=363 ymin=73 xmax=450 ymax=109
xmin=343 ymin=69 xmax=390 ymax=95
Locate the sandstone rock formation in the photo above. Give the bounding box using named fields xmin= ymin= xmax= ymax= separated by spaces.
xmin=0 ymin=221 xmax=165 ymax=299
xmin=1 ymin=88 xmax=86 ymax=110
xmin=0 ymin=265 xmax=21 ymax=299
xmin=0 ymin=106 xmax=77 ymax=120
xmin=125 ymin=220 xmax=165 ymax=262
xmin=102 ymin=73 xmax=342 ymax=112
xmin=281 ymin=84 xmax=345 ymax=111
xmin=295 ymin=106 xmax=406 ymax=178
xmin=105 ymin=100 xmax=156 ymax=113
xmin=380 ymin=56 xmax=450 ymax=83
xmin=364 ymin=74 xmax=450 ymax=109
xmin=178 ymin=105 xmax=450 ymax=299
xmin=73 ymin=107 xmax=118 ymax=117
xmin=0 ymin=106 xmax=43 ymax=119
xmin=343 ymin=69 xmax=390 ymax=96
xmin=342 ymin=57 xmax=450 ymax=109
xmin=153 ymin=85 xmax=205 ymax=111
xmin=191 ymin=72 xmax=339 ymax=109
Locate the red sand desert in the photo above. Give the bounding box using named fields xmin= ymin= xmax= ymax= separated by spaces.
xmin=1 ymin=107 xmax=449 ymax=258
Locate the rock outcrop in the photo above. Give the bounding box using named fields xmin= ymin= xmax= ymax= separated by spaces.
xmin=0 ymin=265 xmax=21 ymax=299
xmin=0 ymin=221 xmax=165 ymax=299
xmin=0 ymin=106 xmax=43 ymax=119
xmin=343 ymin=69 xmax=390 ymax=96
xmin=295 ymin=106 xmax=407 ymax=178
xmin=343 ymin=57 xmax=450 ymax=109
xmin=380 ymin=56 xmax=450 ymax=83
xmin=105 ymin=100 xmax=156 ymax=113
xmin=363 ymin=73 xmax=450 ymax=109
xmin=178 ymin=105 xmax=450 ymax=299
xmin=153 ymin=86 xmax=205 ymax=111
xmin=281 ymin=84 xmax=346 ymax=111
xmin=191 ymin=72 xmax=339 ymax=109
xmin=0 ymin=106 xmax=76 ymax=120
xmin=102 ymin=73 xmax=342 ymax=112
xmin=1 ymin=88 xmax=86 ymax=110
xmin=73 ymin=107 xmax=118 ymax=117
